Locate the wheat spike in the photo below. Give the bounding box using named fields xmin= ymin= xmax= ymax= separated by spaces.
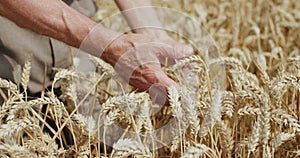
xmin=216 ymin=121 xmax=234 ymax=156
xmin=0 ymin=143 xmax=38 ymax=157
xmin=112 ymin=138 xmax=150 ymax=157
xmin=221 ymin=91 xmax=235 ymax=118
xmin=272 ymin=109 xmax=300 ymax=134
xmin=270 ymin=133 xmax=295 ymax=152
xmin=181 ymin=143 xmax=218 ymax=158
xmin=0 ymin=78 xmax=18 ymax=94
xmin=21 ymin=53 xmax=32 ymax=92
xmin=247 ymin=117 xmax=260 ymax=154
xmin=90 ymin=56 xmax=116 ymax=76
xmin=168 ymin=86 xmax=182 ymax=119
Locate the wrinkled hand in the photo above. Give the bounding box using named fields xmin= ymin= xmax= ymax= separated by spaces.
xmin=102 ymin=33 xmax=193 ymax=104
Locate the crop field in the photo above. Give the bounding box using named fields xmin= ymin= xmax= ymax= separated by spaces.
xmin=0 ymin=0 xmax=299 ymax=157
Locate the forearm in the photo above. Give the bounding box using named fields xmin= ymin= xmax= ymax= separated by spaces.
xmin=0 ymin=0 xmax=120 ymax=57
xmin=114 ymin=0 xmax=167 ymax=37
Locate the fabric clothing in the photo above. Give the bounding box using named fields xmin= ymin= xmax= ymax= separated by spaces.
xmin=0 ymin=0 xmax=97 ymax=94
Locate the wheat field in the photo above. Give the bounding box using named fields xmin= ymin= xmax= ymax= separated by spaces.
xmin=0 ymin=0 xmax=299 ymax=157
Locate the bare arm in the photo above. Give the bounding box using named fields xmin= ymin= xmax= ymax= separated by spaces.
xmin=0 ymin=0 xmax=192 ymax=104
xmin=114 ymin=0 xmax=168 ymax=38
xmin=0 ymin=0 xmax=120 ymax=56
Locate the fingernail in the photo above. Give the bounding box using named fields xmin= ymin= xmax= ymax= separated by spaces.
xmin=184 ymin=45 xmax=193 ymax=55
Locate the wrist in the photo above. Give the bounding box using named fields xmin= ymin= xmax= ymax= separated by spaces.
xmin=80 ymin=25 xmax=122 ymax=57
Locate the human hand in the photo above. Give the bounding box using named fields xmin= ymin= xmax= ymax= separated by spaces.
xmin=101 ymin=33 xmax=193 ymax=104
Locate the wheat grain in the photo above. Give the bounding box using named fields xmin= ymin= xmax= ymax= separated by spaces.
xmin=238 ymin=106 xmax=261 ymax=116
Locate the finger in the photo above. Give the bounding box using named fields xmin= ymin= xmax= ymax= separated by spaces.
xmin=148 ymin=69 xmax=180 ymax=106
xmin=182 ymin=62 xmax=197 ymax=74
xmin=172 ymin=44 xmax=194 ymax=59
xmin=160 ymin=43 xmax=193 ymax=59
xmin=156 ymin=43 xmax=194 ymax=66
xmin=182 ymin=62 xmax=200 ymax=88
xmin=155 ymin=69 xmax=179 ymax=89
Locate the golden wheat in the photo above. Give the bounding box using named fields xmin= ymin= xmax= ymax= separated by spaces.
xmin=0 ymin=0 xmax=299 ymax=157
